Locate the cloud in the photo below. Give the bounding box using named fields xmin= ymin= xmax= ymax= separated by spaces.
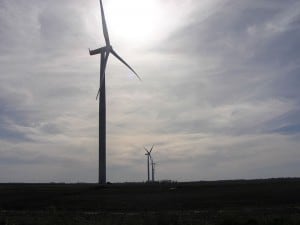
xmin=0 ymin=0 xmax=299 ymax=182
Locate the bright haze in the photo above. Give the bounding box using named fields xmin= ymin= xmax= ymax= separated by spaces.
xmin=0 ymin=0 xmax=300 ymax=183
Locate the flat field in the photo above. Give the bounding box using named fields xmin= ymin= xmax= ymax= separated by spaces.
xmin=0 ymin=178 xmax=300 ymax=224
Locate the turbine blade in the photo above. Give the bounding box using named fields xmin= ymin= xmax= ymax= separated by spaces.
xmin=96 ymin=52 xmax=110 ymax=100
xmin=96 ymin=88 xmax=100 ymax=100
xmin=110 ymin=49 xmax=141 ymax=81
xmin=99 ymin=0 xmax=110 ymax=46
xmin=149 ymin=144 xmax=154 ymax=153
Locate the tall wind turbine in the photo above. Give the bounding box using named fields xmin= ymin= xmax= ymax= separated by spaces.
xmin=89 ymin=0 xmax=141 ymax=184
xmin=144 ymin=145 xmax=154 ymax=182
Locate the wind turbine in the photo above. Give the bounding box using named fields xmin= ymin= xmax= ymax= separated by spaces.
xmin=150 ymin=155 xmax=156 ymax=182
xmin=144 ymin=145 xmax=154 ymax=182
xmin=89 ymin=0 xmax=141 ymax=184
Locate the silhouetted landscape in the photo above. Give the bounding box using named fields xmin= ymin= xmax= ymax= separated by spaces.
xmin=1 ymin=0 xmax=300 ymax=224
xmin=1 ymin=178 xmax=300 ymax=224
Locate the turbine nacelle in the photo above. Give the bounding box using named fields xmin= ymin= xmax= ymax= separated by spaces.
xmin=89 ymin=46 xmax=112 ymax=56
xmin=144 ymin=148 xmax=151 ymax=156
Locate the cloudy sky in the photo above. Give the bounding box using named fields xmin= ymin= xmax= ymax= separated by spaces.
xmin=0 ymin=0 xmax=300 ymax=183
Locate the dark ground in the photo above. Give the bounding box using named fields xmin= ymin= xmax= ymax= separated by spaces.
xmin=0 ymin=178 xmax=300 ymax=224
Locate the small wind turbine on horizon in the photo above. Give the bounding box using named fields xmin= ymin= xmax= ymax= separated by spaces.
xmin=150 ymin=155 xmax=157 ymax=182
xmin=144 ymin=145 xmax=154 ymax=182
xmin=89 ymin=0 xmax=141 ymax=184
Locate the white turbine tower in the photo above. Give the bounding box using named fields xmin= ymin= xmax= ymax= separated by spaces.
xmin=89 ymin=0 xmax=141 ymax=184
xmin=144 ymin=145 xmax=154 ymax=182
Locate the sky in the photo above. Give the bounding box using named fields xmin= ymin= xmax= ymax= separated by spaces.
xmin=0 ymin=0 xmax=300 ymax=183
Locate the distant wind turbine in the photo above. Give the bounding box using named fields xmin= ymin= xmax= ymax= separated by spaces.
xmin=89 ymin=0 xmax=141 ymax=184
xmin=144 ymin=145 xmax=154 ymax=182
xmin=150 ymin=155 xmax=157 ymax=182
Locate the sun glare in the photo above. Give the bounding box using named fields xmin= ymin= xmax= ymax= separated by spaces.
xmin=88 ymin=0 xmax=197 ymax=48
xmin=105 ymin=0 xmax=163 ymax=46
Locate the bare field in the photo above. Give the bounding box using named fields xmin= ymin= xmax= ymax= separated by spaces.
xmin=0 ymin=178 xmax=300 ymax=224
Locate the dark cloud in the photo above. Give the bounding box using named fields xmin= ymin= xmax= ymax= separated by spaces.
xmin=263 ymin=109 xmax=300 ymax=135
xmin=274 ymin=125 xmax=300 ymax=135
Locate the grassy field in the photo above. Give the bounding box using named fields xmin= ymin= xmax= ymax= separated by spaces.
xmin=0 ymin=178 xmax=300 ymax=224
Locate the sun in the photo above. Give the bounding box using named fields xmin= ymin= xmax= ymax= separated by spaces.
xmin=105 ymin=0 xmax=163 ymax=46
